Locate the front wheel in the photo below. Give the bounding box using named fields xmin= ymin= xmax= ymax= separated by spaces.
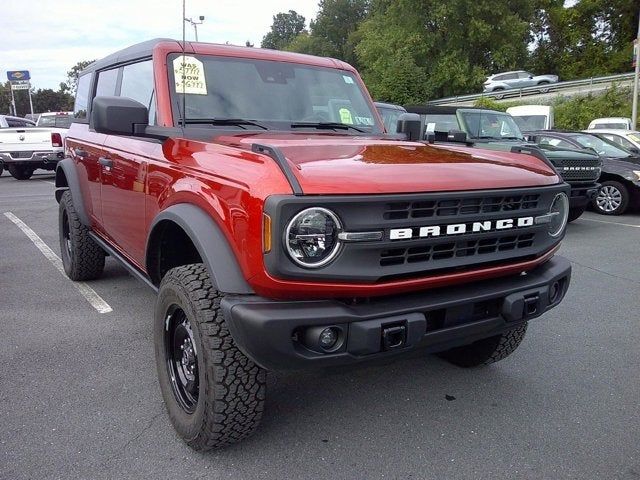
xmin=8 ymin=165 xmax=33 ymax=180
xmin=154 ymin=263 xmax=266 ymax=451
xmin=593 ymin=181 xmax=629 ymax=215
xmin=438 ymin=323 xmax=527 ymax=367
xmin=567 ymin=206 xmax=585 ymax=222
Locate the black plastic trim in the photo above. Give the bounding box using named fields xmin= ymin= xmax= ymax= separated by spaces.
xmin=89 ymin=232 xmax=158 ymax=293
xmin=222 ymin=255 xmax=571 ymax=371
xmin=146 ymin=204 xmax=253 ymax=294
xmin=54 ymin=158 xmax=90 ymax=226
xmin=252 ymin=143 xmax=303 ymax=195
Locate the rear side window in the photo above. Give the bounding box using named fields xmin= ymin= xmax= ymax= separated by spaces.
xmin=74 ymin=74 xmax=91 ymax=119
xmin=96 ymin=68 xmax=119 ymax=97
xmin=121 ymin=60 xmax=155 ymax=125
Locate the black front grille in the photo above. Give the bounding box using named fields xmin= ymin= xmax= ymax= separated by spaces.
xmin=10 ymin=151 xmax=33 ymax=158
xmin=381 ymin=233 xmax=536 ymax=266
xmin=384 ymin=194 xmax=540 ymax=220
xmin=555 ymin=158 xmax=600 ymax=182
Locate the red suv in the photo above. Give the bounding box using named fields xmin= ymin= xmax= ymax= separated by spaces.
xmin=55 ymin=39 xmax=572 ymax=450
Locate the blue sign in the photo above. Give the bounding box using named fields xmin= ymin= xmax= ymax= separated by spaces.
xmin=7 ymin=70 xmax=30 ymax=81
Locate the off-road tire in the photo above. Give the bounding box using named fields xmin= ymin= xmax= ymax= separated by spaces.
xmin=593 ymin=180 xmax=629 ymax=216
xmin=438 ymin=323 xmax=528 ymax=368
xmin=154 ymin=263 xmax=266 ymax=451
xmin=58 ymin=190 xmax=105 ymax=280
xmin=8 ymin=165 xmax=34 ymax=180
xmin=567 ymin=206 xmax=585 ymax=222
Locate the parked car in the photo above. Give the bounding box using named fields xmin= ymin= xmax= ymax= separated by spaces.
xmin=526 ymin=130 xmax=640 ymax=215
xmin=36 ymin=111 xmax=73 ymax=129
xmin=0 ymin=114 xmax=64 ymax=179
xmin=506 ymin=105 xmax=554 ymax=131
xmin=55 ymin=38 xmax=572 ymax=450
xmin=483 ymin=71 xmax=558 ymax=94
xmin=374 ymin=101 xmax=406 ymax=133
xmin=587 ymin=118 xmax=632 ymax=130
xmin=586 ymin=129 xmax=640 ymax=154
xmin=404 ymin=105 xmax=600 ymax=221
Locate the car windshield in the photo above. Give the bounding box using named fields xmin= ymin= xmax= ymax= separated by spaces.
xmin=423 ymin=114 xmax=460 ymax=133
xmin=511 ymin=115 xmax=547 ymax=132
xmin=459 ymin=111 xmax=524 ymax=140
xmin=37 ymin=115 xmax=72 ymax=128
xmin=376 ymin=107 xmax=404 ymax=133
xmin=571 ymin=134 xmax=630 ymax=158
xmin=169 ymin=54 xmax=382 ymax=133
xmin=593 ymin=123 xmax=627 ymax=129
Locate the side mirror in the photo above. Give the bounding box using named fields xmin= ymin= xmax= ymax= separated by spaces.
xmin=396 ymin=113 xmax=422 ymax=141
xmin=91 ymin=96 xmax=148 ymax=136
xmin=528 ymin=75 xmax=533 ymax=79
xmin=447 ymin=129 xmax=468 ymax=143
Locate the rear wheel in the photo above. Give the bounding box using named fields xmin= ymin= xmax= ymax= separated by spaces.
xmin=58 ymin=190 xmax=105 ymax=280
xmin=567 ymin=206 xmax=585 ymax=222
xmin=438 ymin=323 xmax=527 ymax=367
xmin=8 ymin=165 xmax=33 ymax=180
xmin=593 ymin=181 xmax=629 ymax=215
xmin=155 ymin=263 xmax=266 ymax=450
xmin=493 ymin=87 xmax=505 ymax=99
xmin=538 ymin=80 xmax=550 ymax=93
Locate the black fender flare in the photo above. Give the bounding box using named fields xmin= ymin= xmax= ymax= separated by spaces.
xmin=146 ymin=204 xmax=254 ymax=294
xmin=55 ymin=158 xmax=91 ymax=226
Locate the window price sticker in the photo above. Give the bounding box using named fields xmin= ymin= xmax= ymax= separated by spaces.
xmin=173 ymin=56 xmax=207 ymax=95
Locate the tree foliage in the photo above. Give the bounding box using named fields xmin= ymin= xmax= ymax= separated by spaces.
xmin=64 ymin=60 xmax=95 ymax=95
xmin=261 ymin=10 xmax=306 ymax=50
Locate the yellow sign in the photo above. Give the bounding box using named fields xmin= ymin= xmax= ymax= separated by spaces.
xmin=173 ymin=56 xmax=207 ymax=95
xmin=339 ymin=108 xmax=353 ymax=125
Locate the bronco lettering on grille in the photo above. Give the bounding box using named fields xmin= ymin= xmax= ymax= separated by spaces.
xmin=390 ymin=216 xmax=535 ymax=240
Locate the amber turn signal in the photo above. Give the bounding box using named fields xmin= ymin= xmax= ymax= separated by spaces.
xmin=262 ymin=213 xmax=272 ymax=253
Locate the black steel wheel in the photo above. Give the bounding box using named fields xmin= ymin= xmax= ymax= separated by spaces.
xmin=58 ymin=190 xmax=105 ymax=280
xmin=164 ymin=305 xmax=199 ymax=413
xmin=154 ymin=263 xmax=266 ymax=450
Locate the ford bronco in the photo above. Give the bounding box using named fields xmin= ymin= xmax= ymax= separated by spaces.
xmin=55 ymin=39 xmax=572 ymax=450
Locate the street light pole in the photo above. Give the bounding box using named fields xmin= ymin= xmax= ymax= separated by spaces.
xmin=632 ymin=9 xmax=640 ymax=130
xmin=184 ymin=15 xmax=205 ymax=42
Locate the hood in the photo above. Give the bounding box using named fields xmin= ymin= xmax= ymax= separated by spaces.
xmin=217 ymin=134 xmax=560 ymax=195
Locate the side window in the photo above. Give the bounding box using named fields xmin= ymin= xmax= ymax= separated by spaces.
xmin=540 ymin=136 xmax=573 ymax=149
xmin=517 ymin=72 xmax=530 ymax=79
xmin=504 ymin=73 xmax=518 ymax=80
xmin=120 ymin=60 xmax=155 ymax=125
xmin=96 ymin=68 xmax=119 ymax=97
xmin=74 ymin=74 xmax=91 ymax=119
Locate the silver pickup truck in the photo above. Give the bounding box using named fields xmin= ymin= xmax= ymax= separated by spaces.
xmin=0 ymin=114 xmax=65 ymax=180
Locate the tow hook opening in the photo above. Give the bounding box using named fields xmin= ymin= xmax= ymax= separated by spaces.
xmin=381 ymin=323 xmax=407 ymax=351
xmin=523 ymin=294 xmax=539 ymax=317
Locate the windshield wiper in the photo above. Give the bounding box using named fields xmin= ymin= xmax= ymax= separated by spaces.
xmin=183 ymin=118 xmax=268 ymax=130
xmin=290 ymin=122 xmax=365 ymax=133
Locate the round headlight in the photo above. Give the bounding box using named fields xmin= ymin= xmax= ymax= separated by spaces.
xmin=548 ymin=193 xmax=569 ymax=237
xmin=285 ymin=207 xmax=342 ymax=268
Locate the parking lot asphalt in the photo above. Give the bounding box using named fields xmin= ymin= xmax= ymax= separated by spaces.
xmin=1 ymin=171 xmax=639 ymax=480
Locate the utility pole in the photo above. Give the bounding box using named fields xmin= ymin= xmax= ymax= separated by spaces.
xmin=632 ymin=9 xmax=640 ymax=130
xmin=184 ymin=15 xmax=205 ymax=41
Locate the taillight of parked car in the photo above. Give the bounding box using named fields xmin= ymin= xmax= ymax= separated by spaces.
xmin=51 ymin=132 xmax=63 ymax=147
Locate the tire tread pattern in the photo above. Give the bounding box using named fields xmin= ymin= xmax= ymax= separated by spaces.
xmin=161 ymin=264 xmax=266 ymax=450
xmin=59 ymin=190 xmax=105 ymax=280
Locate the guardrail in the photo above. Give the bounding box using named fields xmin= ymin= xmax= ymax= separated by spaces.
xmin=427 ymin=72 xmax=636 ymax=105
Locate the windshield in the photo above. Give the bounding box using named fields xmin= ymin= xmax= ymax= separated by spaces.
xmin=459 ymin=111 xmax=524 ymax=140
xmin=511 ymin=115 xmax=547 ymax=132
xmin=169 ymin=54 xmax=382 ymax=133
xmin=571 ymin=134 xmax=630 ymax=158
xmin=377 ymin=107 xmax=404 ymax=133
xmin=592 ymin=123 xmax=627 ymax=129
xmin=37 ymin=115 xmax=72 ymax=128
xmin=422 ymin=114 xmax=460 ymax=133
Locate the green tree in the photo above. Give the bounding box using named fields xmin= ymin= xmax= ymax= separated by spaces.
xmin=64 ymin=60 xmax=95 ymax=95
xmin=356 ymin=0 xmax=533 ymax=102
xmin=261 ymin=10 xmax=306 ymax=50
xmin=307 ymin=0 xmax=370 ymax=64
xmin=32 ymin=88 xmax=74 ymax=112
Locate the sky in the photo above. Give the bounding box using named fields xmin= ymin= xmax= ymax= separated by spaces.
xmin=0 ymin=0 xmax=319 ymax=90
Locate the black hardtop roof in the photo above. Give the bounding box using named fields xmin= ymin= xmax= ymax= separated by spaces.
xmin=404 ymin=105 xmax=496 ymax=115
xmin=81 ymin=38 xmax=178 ymax=74
xmin=374 ymin=101 xmax=406 ymax=111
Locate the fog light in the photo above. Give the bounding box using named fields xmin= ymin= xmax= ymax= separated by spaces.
xmin=319 ymin=327 xmax=338 ymax=349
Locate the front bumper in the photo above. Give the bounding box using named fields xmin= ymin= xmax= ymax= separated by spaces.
xmin=569 ymin=184 xmax=598 ymax=208
xmin=222 ymin=256 xmax=571 ymax=371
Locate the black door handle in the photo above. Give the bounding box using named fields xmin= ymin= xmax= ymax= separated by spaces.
xmin=98 ymin=157 xmax=113 ymax=168
xmin=74 ymin=148 xmax=87 ymax=158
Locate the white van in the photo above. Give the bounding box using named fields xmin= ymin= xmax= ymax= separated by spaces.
xmin=587 ymin=117 xmax=632 ymax=130
xmin=506 ymin=105 xmax=554 ymax=131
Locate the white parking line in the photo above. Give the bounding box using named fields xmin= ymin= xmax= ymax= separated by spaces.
xmin=4 ymin=212 xmax=113 ymax=314
xmin=39 ymin=180 xmax=56 ymax=186
xmin=579 ymin=217 xmax=640 ymax=228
